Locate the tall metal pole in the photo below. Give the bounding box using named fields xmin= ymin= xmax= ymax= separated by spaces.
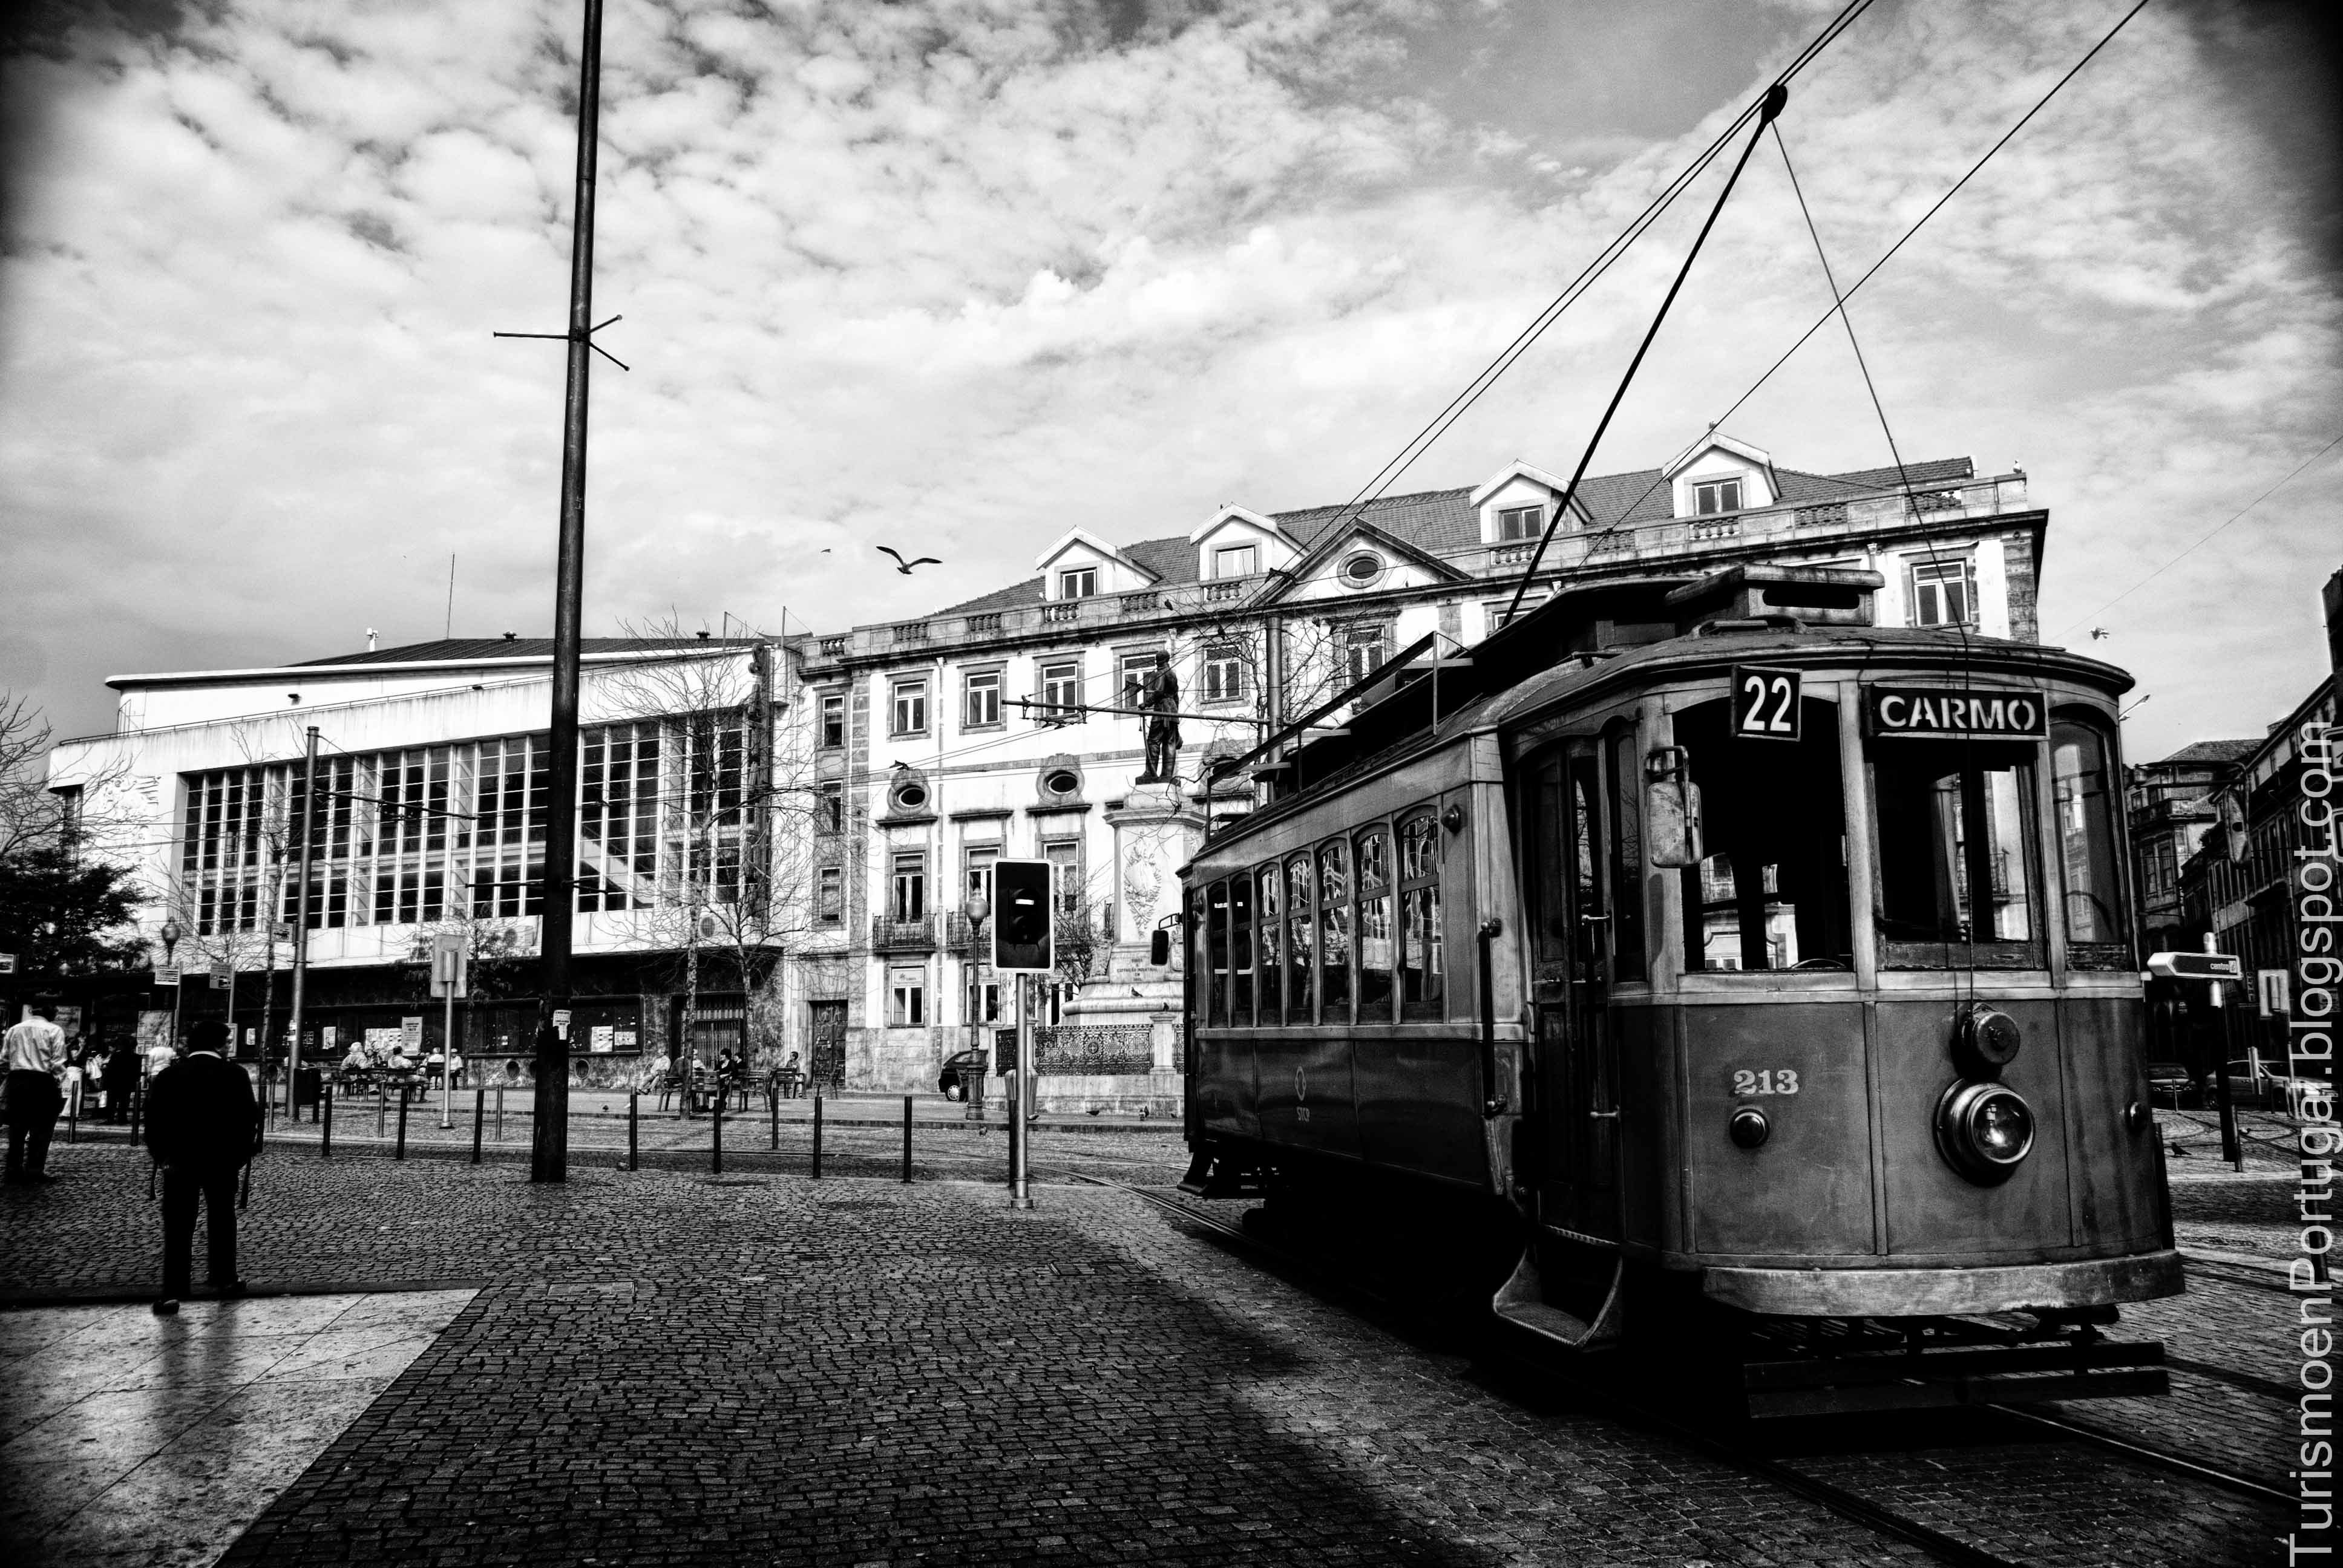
xmin=532 ymin=0 xmax=606 ymax=1183
xmin=1009 ymin=973 xmax=1034 ymax=1209
xmin=287 ymin=725 xmax=320 ymax=1097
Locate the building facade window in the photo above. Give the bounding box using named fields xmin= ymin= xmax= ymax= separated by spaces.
xmin=819 ymin=692 xmax=845 ymax=748
xmin=1910 ymin=557 xmax=1976 ymax=627
xmin=1342 ymin=623 xmax=1391 ymax=686
xmin=964 ymin=668 xmax=1002 ymax=729
xmin=891 ymin=851 xmax=926 ymax=923
xmin=1496 ymin=504 xmax=1543 ymax=541
xmin=889 ymin=965 xmax=926 ymax=1026
xmin=1040 ymin=659 xmax=1082 ymax=721
xmin=1059 ymin=567 xmax=1097 ymax=599
xmin=1693 ymin=477 xmax=1743 ymax=515
xmin=818 ymin=782 xmax=844 ymax=835
xmin=964 ymin=844 xmax=997 ymax=909
xmin=179 ymin=715 xmax=743 ymax=936
xmin=1042 ymin=838 xmax=1081 ymax=914
xmin=1118 ymin=650 xmax=1159 ymax=710
xmin=817 ymin=866 xmax=842 ymax=924
xmin=1202 ymin=645 xmax=1246 ymax=703
xmin=891 ymin=678 xmax=928 ymax=736
xmin=1213 ymin=543 xmax=1257 ymax=579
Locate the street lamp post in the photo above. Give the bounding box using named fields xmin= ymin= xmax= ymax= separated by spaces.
xmin=961 ymin=898 xmax=989 ymax=1122
xmin=159 ymin=919 xmax=183 ymax=1050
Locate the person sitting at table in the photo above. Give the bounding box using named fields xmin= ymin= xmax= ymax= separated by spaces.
xmin=445 ymin=1047 xmax=465 ymax=1089
xmin=424 ymin=1046 xmax=446 ymax=1087
xmin=779 ymin=1051 xmax=804 ymax=1099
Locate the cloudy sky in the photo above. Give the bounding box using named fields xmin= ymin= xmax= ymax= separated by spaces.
xmin=2 ymin=0 xmax=2336 ymax=762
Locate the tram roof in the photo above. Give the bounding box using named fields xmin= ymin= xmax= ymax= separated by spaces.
xmin=1208 ymin=570 xmax=2132 ymax=846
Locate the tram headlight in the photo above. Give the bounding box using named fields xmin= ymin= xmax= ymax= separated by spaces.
xmin=1729 ymin=1106 xmax=1770 ymax=1149
xmin=1934 ymin=1080 xmax=2036 ymax=1185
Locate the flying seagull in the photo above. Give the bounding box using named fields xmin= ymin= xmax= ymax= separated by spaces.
xmin=2089 ymin=627 xmax=2110 ymax=640
xmin=878 ymin=546 xmax=940 ymax=574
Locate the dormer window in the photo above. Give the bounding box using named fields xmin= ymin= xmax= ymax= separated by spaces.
xmin=1213 ymin=544 xmax=1258 ymax=580
xmin=1496 ymin=505 xmax=1544 ymax=541
xmin=1059 ymin=567 xmax=1098 ymax=599
xmin=1693 ymin=479 xmax=1744 ymax=516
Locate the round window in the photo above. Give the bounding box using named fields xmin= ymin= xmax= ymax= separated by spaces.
xmin=893 ymin=782 xmax=929 ymax=811
xmin=1044 ymin=769 xmax=1080 ymax=797
xmin=1340 ymin=552 xmax=1384 ymax=587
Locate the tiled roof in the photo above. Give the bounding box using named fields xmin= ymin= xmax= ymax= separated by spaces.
xmin=922 ymin=456 xmax=1977 ymax=626
xmin=295 ymin=637 xmax=755 ymax=667
xmin=2151 ymin=739 xmax=2261 ymax=766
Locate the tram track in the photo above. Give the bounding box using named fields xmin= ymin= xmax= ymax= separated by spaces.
xmin=1080 ymin=1177 xmax=2287 ymax=1567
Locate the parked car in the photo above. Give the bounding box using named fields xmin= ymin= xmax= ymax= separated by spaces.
xmin=937 ymin=1048 xmax=989 ymax=1102
xmin=2207 ymin=1051 xmax=2330 ymax=1115
xmin=2145 ymin=1061 xmax=2193 ymax=1109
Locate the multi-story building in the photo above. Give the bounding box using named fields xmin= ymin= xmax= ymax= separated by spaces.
xmin=2125 ymin=739 xmax=2257 ymax=956
xmin=796 ymin=431 xmax=2048 ymax=1098
xmin=44 ymin=635 xmax=801 ymax=1080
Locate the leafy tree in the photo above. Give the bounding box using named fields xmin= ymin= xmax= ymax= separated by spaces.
xmin=0 ymin=846 xmax=148 ymax=976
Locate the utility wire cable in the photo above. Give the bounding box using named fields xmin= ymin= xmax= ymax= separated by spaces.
xmin=1299 ymin=0 xmax=1880 ymax=550
xmin=2051 ymin=431 xmax=2343 ymax=639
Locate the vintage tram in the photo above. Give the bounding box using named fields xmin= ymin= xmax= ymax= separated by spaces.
xmin=1174 ymin=564 xmax=2179 ymax=1415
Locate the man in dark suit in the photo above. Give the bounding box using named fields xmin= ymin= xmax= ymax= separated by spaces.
xmin=144 ymin=1018 xmax=263 ymax=1315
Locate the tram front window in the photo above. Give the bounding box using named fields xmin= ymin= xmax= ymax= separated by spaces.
xmin=1874 ymin=745 xmax=2041 ymax=967
xmin=1674 ymin=697 xmax=1852 ymax=972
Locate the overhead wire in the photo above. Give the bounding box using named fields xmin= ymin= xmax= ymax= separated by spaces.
xmin=1598 ymin=0 xmax=2157 ymax=533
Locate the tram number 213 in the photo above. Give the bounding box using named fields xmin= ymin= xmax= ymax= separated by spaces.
xmin=1731 ymin=1068 xmax=1801 ymax=1096
xmin=1731 ymin=665 xmax=1803 ymax=742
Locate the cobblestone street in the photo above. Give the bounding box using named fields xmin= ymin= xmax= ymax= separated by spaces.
xmin=0 ymin=1143 xmax=2299 ymax=1566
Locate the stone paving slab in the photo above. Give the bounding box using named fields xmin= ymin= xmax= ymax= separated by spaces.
xmin=0 ymin=1290 xmax=473 ymax=1568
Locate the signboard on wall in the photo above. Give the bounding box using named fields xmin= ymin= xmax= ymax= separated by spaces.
xmin=401 ymin=1016 xmax=425 ymax=1053
xmin=589 ymin=1025 xmax=615 ymax=1054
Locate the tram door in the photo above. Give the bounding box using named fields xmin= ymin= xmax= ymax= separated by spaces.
xmin=1527 ymin=742 xmax=1620 ymax=1241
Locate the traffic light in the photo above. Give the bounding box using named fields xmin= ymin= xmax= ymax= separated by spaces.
xmin=992 ymin=859 xmax=1053 ymax=973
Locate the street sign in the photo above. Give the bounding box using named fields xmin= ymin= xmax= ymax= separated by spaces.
xmin=1731 ymin=667 xmax=1803 ymax=742
xmin=401 ymin=1016 xmax=425 ymax=1053
xmin=430 ymin=932 xmax=468 ymax=998
xmin=2260 ymin=969 xmax=2292 ymax=1018
xmin=992 ymin=858 xmax=1054 ymax=973
xmin=2147 ymin=951 xmax=2244 ymax=982
xmin=0 ymin=953 xmax=14 ymax=974
xmin=154 ymin=965 xmax=180 ymax=986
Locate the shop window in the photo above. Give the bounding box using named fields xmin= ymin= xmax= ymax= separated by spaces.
xmin=1671 ymin=697 xmax=1852 ymax=972
xmin=889 ymin=967 xmax=925 ymax=1027
xmin=1400 ymin=813 xmax=1443 ymax=1018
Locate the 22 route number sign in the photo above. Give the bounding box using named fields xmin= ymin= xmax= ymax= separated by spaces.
xmin=1732 ymin=667 xmax=1802 ymax=743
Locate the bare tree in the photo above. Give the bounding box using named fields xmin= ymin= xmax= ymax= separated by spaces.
xmin=1 ymin=692 xmax=140 ymax=863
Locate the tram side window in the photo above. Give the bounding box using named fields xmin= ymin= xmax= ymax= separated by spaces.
xmin=1319 ymin=840 xmax=1353 ymax=1023
xmin=1286 ymin=855 xmax=1316 ymax=1024
xmin=1400 ymin=814 xmax=1444 ymax=1019
xmin=1356 ymin=828 xmax=1395 ymax=1022
xmin=1257 ymin=863 xmax=1284 ymax=1024
xmin=1605 ymin=728 xmax=1647 ymax=983
xmin=1206 ymin=880 xmax=1230 ymax=1026
xmin=1875 ymin=743 xmax=2040 ymax=967
xmin=2053 ymin=716 xmax=2128 ymax=969
xmin=1230 ymin=873 xmax=1256 ymax=1024
xmin=1676 ymin=697 xmax=1853 ymax=971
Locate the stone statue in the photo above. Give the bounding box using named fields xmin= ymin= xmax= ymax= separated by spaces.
xmin=1139 ymin=652 xmax=1181 ymax=783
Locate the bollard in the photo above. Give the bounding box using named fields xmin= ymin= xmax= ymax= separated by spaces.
xmin=496 ymin=1083 xmax=505 ymax=1142
xmin=376 ymin=1082 xmax=386 ymax=1140
xmin=67 ymin=1080 xmax=77 ymax=1145
xmin=902 ymin=1095 xmax=914 ymax=1183
xmin=770 ymin=1088 xmax=779 ymax=1152
xmin=395 ymin=1088 xmax=408 ymax=1161
xmin=712 ymin=1089 xmax=723 ymax=1176
xmin=130 ymin=1084 xmax=141 ymax=1145
xmin=321 ymin=1085 xmax=332 ymax=1159
xmin=472 ymin=1086 xmax=485 ymax=1165
xmin=629 ymin=1091 xmax=639 ymax=1172
xmin=811 ymin=1093 xmax=824 ymax=1180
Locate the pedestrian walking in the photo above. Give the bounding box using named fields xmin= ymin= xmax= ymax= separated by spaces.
xmin=4 ymin=1004 xmax=67 ymax=1184
xmin=102 ymin=1041 xmax=139 ymax=1123
xmin=144 ymin=1018 xmax=263 ymax=1315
